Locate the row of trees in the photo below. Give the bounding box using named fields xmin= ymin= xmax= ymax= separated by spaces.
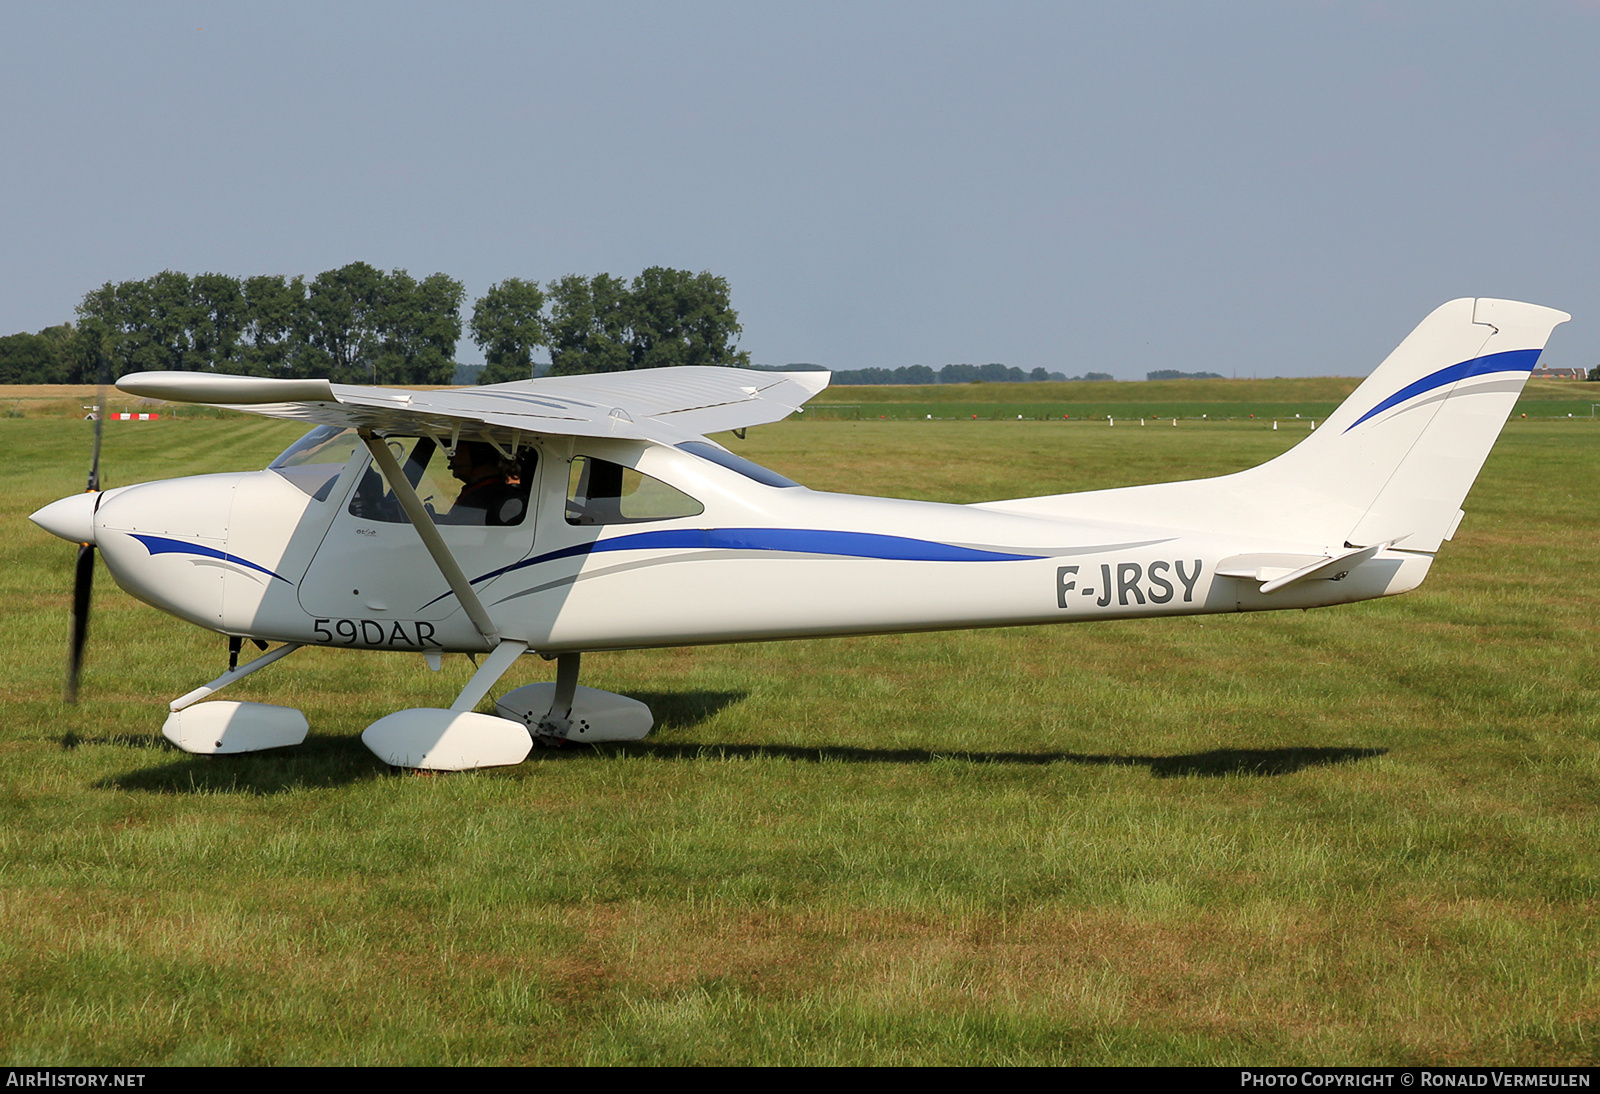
xmin=0 ymin=263 xmax=750 ymax=385
xmin=77 ymin=265 xmax=465 ymax=384
xmin=821 ymin=364 xmax=1109 ymax=385
xmin=1146 ymin=369 xmax=1223 ymax=381
xmin=0 ymin=325 xmax=80 ymax=385
xmin=473 ymin=268 xmax=748 ymax=383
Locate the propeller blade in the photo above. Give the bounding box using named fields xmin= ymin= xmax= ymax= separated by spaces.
xmin=66 ymin=543 xmax=94 ymax=703
xmin=86 ymin=354 xmax=106 ymax=491
xmin=65 ymin=350 xmax=109 ymax=703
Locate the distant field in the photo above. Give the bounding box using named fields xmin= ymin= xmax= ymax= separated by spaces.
xmin=3 ymin=377 xmax=1596 ymax=423
xmin=0 ymin=403 xmax=1596 ymax=1063
xmin=814 ymin=375 xmax=1365 ymax=405
xmin=810 ymin=377 xmax=1600 ymax=421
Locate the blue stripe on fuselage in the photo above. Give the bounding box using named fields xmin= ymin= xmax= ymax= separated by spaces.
xmin=476 ymin=527 xmax=1044 ymax=586
xmin=415 ymin=528 xmax=1045 ymax=608
xmin=128 ymin=534 xmax=291 ymax=583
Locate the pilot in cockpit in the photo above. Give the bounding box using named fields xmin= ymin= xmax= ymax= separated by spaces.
xmin=441 ymin=441 xmax=527 ymax=526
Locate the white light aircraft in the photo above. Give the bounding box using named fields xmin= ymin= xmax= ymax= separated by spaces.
xmin=30 ymin=298 xmax=1567 ymax=770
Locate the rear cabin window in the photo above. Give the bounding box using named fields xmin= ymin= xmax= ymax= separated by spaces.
xmin=565 ymin=456 xmax=704 ymax=525
xmin=348 ymin=437 xmax=536 ymax=526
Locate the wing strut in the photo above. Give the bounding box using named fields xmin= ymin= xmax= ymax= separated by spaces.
xmin=359 ymin=430 xmax=500 ymax=649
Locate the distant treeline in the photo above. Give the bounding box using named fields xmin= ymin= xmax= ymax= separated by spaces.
xmin=0 ymin=264 xmax=747 ymax=385
xmin=0 ymin=325 xmax=81 ymax=385
xmin=762 ymin=363 xmax=1114 ymax=385
xmin=1147 ymin=369 xmax=1223 ymax=381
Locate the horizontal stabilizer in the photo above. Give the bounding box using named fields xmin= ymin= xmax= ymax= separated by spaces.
xmin=1217 ymin=541 xmax=1395 ymax=594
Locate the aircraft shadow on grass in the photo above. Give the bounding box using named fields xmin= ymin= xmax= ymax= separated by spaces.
xmin=62 ymin=731 xmax=169 ymax=752
xmin=91 ymin=733 xmax=390 ymax=796
xmin=599 ymin=693 xmax=1388 ymax=778
xmin=607 ymin=742 xmax=1388 ymax=779
xmin=82 ymin=688 xmax=1384 ymax=794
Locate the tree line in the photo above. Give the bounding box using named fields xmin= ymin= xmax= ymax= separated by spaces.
xmin=1146 ymin=369 xmax=1223 ymax=381
xmin=812 ymin=364 xmax=1109 ymax=385
xmin=474 ymin=268 xmax=747 ymax=384
xmin=0 ymin=263 xmax=748 ymax=385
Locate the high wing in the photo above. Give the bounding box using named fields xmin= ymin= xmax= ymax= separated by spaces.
xmin=115 ymin=366 xmax=832 ymax=443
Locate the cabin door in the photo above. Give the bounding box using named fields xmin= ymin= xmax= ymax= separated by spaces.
xmin=297 ymin=436 xmax=540 ymax=628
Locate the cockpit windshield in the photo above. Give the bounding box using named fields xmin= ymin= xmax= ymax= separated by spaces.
xmin=269 ymin=426 xmax=364 ymax=500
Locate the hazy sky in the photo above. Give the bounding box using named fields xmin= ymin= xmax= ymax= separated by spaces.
xmin=3 ymin=2 xmax=1597 ymax=378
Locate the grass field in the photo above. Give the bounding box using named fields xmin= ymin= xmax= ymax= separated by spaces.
xmin=803 ymin=376 xmax=1600 ymax=423
xmin=1 ymin=395 xmax=1597 ymax=1064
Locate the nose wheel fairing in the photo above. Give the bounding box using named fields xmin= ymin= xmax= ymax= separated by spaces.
xmin=163 ymin=701 xmax=309 ymax=755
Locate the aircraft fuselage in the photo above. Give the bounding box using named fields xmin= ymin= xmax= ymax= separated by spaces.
xmin=82 ymin=430 xmax=1428 ymax=657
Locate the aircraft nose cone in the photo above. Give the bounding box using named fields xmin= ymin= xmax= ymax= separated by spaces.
xmin=30 ymin=492 xmax=99 ymax=545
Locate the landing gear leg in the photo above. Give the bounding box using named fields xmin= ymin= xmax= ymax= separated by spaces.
xmin=537 ymin=653 xmax=581 ymax=741
xmin=495 ymin=653 xmax=654 ymax=745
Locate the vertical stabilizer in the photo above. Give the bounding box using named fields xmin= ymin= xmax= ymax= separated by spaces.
xmin=1258 ymin=298 xmax=1569 ymax=552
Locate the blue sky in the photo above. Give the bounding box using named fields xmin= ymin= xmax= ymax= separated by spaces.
xmin=2 ymin=1 xmax=1597 ymax=378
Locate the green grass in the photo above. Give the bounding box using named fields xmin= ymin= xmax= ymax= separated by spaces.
xmin=0 ymin=405 xmax=1597 ymax=1064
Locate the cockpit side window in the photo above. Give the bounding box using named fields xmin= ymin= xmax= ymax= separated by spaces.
xmin=269 ymin=426 xmax=364 ymax=500
xmin=349 ymin=437 xmax=536 ymax=526
xmin=565 ymin=456 xmax=704 ymax=525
